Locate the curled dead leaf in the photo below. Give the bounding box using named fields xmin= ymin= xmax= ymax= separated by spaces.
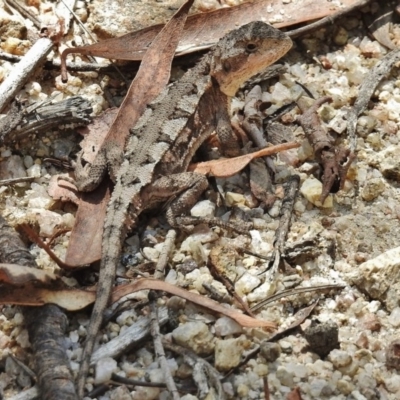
xmin=189 ymin=142 xmax=300 ymax=177
xmin=112 ymin=279 xmax=276 ymax=330
xmin=0 ymin=263 xmax=56 ymax=285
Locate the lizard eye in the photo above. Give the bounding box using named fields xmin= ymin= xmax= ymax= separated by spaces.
xmin=223 ymin=60 xmax=231 ymax=72
xmin=246 ymin=43 xmax=258 ymax=53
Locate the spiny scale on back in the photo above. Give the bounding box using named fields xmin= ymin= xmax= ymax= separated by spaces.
xmin=77 ymin=21 xmax=292 ymax=397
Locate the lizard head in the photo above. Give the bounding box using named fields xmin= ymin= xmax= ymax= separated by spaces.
xmin=210 ymin=21 xmax=292 ymax=97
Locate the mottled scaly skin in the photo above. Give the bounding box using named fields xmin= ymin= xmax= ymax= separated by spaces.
xmin=75 ymin=21 xmax=292 ymax=397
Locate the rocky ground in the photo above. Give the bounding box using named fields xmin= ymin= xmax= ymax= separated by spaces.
xmin=1 ymin=0 xmax=400 ymax=399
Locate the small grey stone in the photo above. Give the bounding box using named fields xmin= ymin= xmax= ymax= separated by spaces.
xmin=260 ymin=341 xmax=281 ymax=362
xmin=304 ymin=319 xmax=339 ymax=357
xmin=275 ymin=366 xmax=294 ymax=387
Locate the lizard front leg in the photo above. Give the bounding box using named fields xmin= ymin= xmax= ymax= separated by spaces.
xmin=143 ymin=172 xmax=252 ymax=233
xmin=215 ymin=106 xmax=241 ymax=158
xmin=214 ymin=85 xmax=241 ymax=157
xmin=73 ymin=142 xmax=124 ymax=191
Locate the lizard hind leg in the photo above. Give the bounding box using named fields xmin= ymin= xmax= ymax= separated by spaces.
xmin=72 ymin=142 xmax=124 ymax=192
xmin=144 ymin=172 xmax=252 ymax=234
xmin=73 ymin=148 xmax=108 ymax=192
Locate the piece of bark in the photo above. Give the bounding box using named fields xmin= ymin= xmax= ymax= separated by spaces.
xmin=149 ymin=298 xmax=180 ymax=400
xmin=2 ymin=96 xmax=92 ymax=144
xmin=0 ymin=216 xmax=77 ymax=400
xmin=91 ymin=307 xmax=169 ymax=365
xmin=163 ymin=340 xmax=225 ymax=400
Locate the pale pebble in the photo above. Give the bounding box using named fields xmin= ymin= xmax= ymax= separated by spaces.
xmin=33 ymin=209 xmax=64 ymax=237
xmin=275 ymin=366 xmax=294 ymax=387
xmin=214 ymin=316 xmax=242 ymax=336
xmin=300 ymin=176 xmax=333 ymax=208
xmin=94 ymin=357 xmax=117 ymax=385
xmin=172 ymin=321 xmax=214 ymax=355
xmin=235 ymin=272 xmax=261 ymax=295
xmin=246 ymin=280 xmax=276 ymax=303
xmin=190 ymin=199 xmax=215 ymax=218
xmin=328 ymin=349 xmax=352 ymax=368
xmin=215 ymin=336 xmax=250 ymax=371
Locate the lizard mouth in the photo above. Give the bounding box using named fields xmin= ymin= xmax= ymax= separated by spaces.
xmin=217 ymin=35 xmax=292 ymax=97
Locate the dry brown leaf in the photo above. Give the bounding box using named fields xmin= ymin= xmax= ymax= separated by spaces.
xmin=267 ymin=300 xmax=318 ymax=342
xmin=286 ymin=387 xmax=304 ymax=400
xmin=0 ymin=263 xmax=56 ymax=285
xmin=56 ymin=109 xmax=117 ymax=266
xmin=0 ymin=287 xmax=95 ymax=309
xmin=60 ymin=0 xmax=361 ymax=64
xmin=111 ymin=279 xmax=276 ymax=330
xmin=189 ymin=142 xmax=300 ymax=177
xmin=65 ymin=179 xmax=112 ymax=266
xmin=0 ymin=263 xmax=95 ymax=309
xmin=63 ymin=0 xmax=195 ymax=266
xmin=0 ymin=270 xmax=276 ymax=329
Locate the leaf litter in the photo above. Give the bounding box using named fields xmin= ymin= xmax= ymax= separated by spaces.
xmin=2 ymin=0 xmax=400 ymax=399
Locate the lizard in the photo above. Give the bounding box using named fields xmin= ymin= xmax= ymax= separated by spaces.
xmin=73 ymin=21 xmax=292 ymax=397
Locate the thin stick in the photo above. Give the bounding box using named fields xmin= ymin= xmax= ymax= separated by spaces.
xmin=0 ymin=177 xmax=35 ymax=186
xmin=0 ymin=38 xmax=53 ymax=113
xmin=288 ymin=0 xmax=373 ymax=38
xmin=154 ymin=229 xmax=176 ymax=279
xmin=59 ymin=0 xmax=97 ymax=42
xmin=267 ymin=175 xmax=300 ymax=279
xmin=150 ymin=299 xmax=180 ymax=400
xmin=347 ymin=47 xmax=400 ymax=151
xmin=4 ymin=0 xmax=41 ymax=28
xmin=163 ymin=340 xmax=225 ymax=399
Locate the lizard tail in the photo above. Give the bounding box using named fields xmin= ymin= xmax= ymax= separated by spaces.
xmin=77 ymin=196 xmax=134 ymax=398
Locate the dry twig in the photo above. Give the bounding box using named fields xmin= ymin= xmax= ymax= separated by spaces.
xmin=288 ymin=0 xmax=373 ymax=38
xmin=0 ymin=38 xmax=53 ymax=113
xmin=347 ymin=47 xmax=400 ymax=151
xmin=266 ymin=175 xmax=300 ymax=279
xmin=150 ymin=297 xmax=180 ymax=400
xmin=297 ymin=96 xmax=353 ymax=203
